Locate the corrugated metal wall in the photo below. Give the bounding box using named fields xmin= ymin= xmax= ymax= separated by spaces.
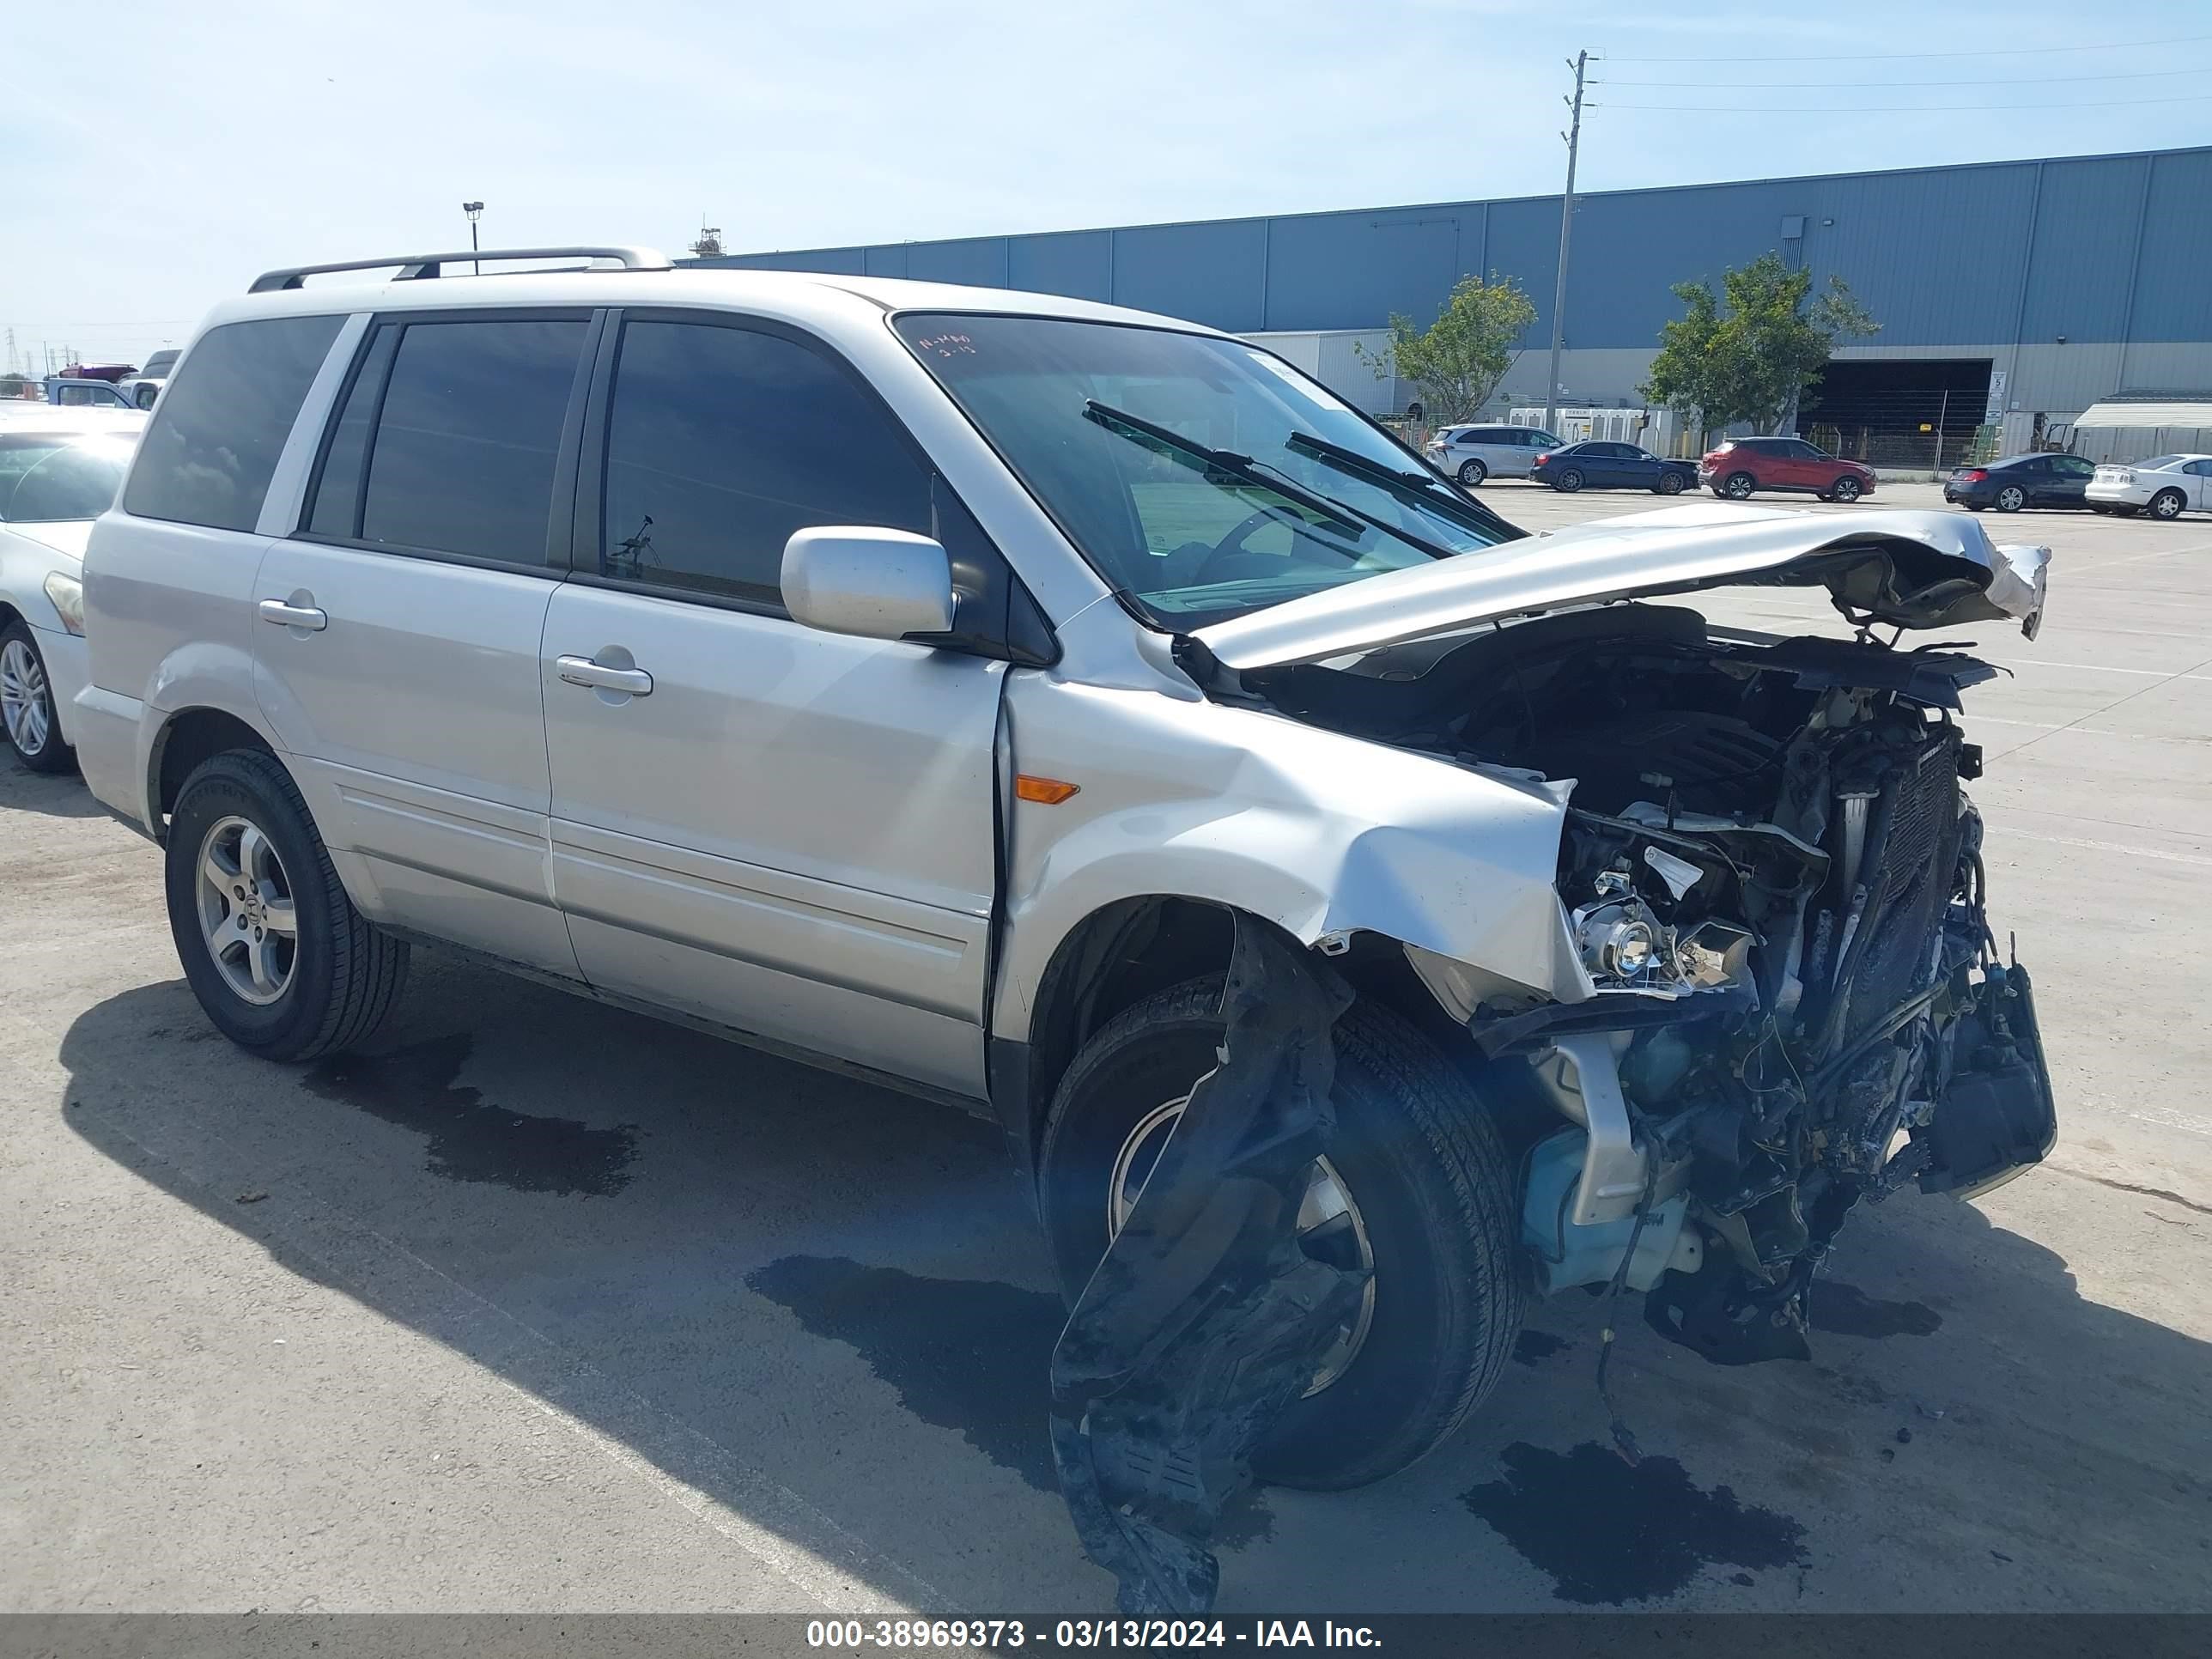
xmin=696 ymin=147 xmax=2212 ymax=356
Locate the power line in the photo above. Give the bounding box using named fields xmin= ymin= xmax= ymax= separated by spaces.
xmin=1603 ymin=29 xmax=2212 ymax=63
xmin=1593 ymin=93 xmax=2212 ymax=113
xmin=1595 ymin=64 xmax=2207 ymax=88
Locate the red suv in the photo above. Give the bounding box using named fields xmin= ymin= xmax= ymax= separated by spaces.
xmin=1699 ymin=437 xmax=1876 ymax=503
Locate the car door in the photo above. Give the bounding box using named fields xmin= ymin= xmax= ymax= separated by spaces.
xmin=2189 ymin=459 xmax=2212 ymax=510
xmin=1621 ymin=446 xmax=1662 ymax=488
xmin=539 ymin=311 xmax=1008 ymax=1099
xmin=2042 ymin=453 xmax=2094 ymax=506
xmin=252 ymin=309 xmax=598 ymax=975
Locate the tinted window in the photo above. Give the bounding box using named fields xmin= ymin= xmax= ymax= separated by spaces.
xmin=2054 ymin=455 xmax=2094 ymax=477
xmin=356 ymin=318 xmax=587 ymax=563
xmin=123 ymin=315 xmax=343 ymax=532
xmin=2186 ymin=461 xmax=2212 ymax=477
xmin=600 ymin=319 xmax=931 ymax=602
xmin=307 ymin=325 xmax=402 ymax=541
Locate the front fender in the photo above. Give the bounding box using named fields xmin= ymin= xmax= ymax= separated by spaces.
xmin=994 ymin=674 xmax=1578 ymax=1041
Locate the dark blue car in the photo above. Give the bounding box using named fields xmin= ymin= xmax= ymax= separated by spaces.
xmin=1531 ymin=439 xmax=1697 ymax=495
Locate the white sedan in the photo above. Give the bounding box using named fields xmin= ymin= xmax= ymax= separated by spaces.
xmin=1 ymin=415 xmax=142 ymax=771
xmin=2086 ymin=453 xmax=2212 ymax=520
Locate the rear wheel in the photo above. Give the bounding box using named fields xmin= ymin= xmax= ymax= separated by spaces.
xmin=1456 ymin=459 xmax=1487 ymax=487
xmin=164 ymin=748 xmax=408 ymax=1060
xmin=1038 ymin=979 xmax=1525 ymax=1491
xmin=1721 ymin=471 xmax=1757 ymax=500
xmin=0 ymin=623 xmax=71 ymax=774
xmin=1995 ymin=484 xmax=2027 ymax=513
xmin=1553 ymin=468 xmax=1585 ymax=494
xmin=2149 ymin=489 xmax=2186 ymax=520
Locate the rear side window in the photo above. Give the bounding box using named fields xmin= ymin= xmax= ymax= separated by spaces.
xmin=348 ymin=319 xmax=589 ymax=563
xmin=598 ymin=319 xmax=931 ymax=603
xmin=123 ymin=315 xmax=344 ymax=532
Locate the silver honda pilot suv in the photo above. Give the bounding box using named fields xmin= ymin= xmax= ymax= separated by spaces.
xmin=74 ymin=246 xmax=2057 ymax=1493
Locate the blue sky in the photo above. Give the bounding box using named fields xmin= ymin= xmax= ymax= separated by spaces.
xmin=6 ymin=0 xmax=2208 ymax=369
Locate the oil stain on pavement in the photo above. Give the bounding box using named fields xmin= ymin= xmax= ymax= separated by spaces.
xmin=305 ymin=1033 xmax=636 ymax=1196
xmin=1462 ymin=1442 xmax=1807 ymax=1603
xmin=1808 ymin=1280 xmax=1942 ymax=1339
xmin=748 ymin=1255 xmax=1271 ymax=1546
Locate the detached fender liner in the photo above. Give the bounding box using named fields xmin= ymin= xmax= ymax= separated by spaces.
xmin=1048 ymin=915 xmax=1364 ymax=1614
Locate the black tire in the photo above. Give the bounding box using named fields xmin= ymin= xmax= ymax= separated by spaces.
xmin=1553 ymin=468 xmax=1585 ymax=494
xmin=1966 ymin=504 xmax=1987 ymax=511
xmin=1994 ymin=484 xmax=2027 ymax=514
xmin=2149 ymin=489 xmax=2186 ymax=521
xmin=2115 ymin=504 xmax=2142 ymax=518
xmin=0 ymin=620 xmax=73 ymax=774
xmin=1721 ymin=471 xmax=1757 ymax=500
xmin=1655 ymin=471 xmax=1686 ymax=495
xmin=1038 ymin=977 xmax=1526 ymax=1491
xmin=164 ymin=748 xmax=408 ymax=1061
xmin=1830 ymin=476 xmax=1863 ymax=503
xmin=1456 ymin=459 xmax=1487 ymax=487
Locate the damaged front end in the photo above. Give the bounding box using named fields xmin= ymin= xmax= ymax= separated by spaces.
xmin=1185 ymin=510 xmax=2061 ymax=1365
xmin=1489 ymin=631 xmax=2058 ymax=1363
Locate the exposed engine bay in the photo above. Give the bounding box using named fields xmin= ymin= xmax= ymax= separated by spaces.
xmin=1239 ymin=600 xmax=2058 ymax=1363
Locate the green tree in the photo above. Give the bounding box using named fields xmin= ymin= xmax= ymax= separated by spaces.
xmin=1357 ymin=274 xmax=1537 ymax=425
xmin=1642 ymin=252 xmax=1879 ymax=435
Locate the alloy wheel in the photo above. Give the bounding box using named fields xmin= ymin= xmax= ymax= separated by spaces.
xmin=1996 ymin=485 xmax=2026 ymax=513
xmin=1107 ymin=1093 xmax=1378 ymax=1395
xmin=192 ymin=815 xmax=300 ymax=1005
xmin=0 ymin=639 xmax=51 ymax=758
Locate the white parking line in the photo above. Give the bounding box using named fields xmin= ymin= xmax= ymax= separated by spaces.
xmin=2004 ymin=829 xmax=2212 ymax=868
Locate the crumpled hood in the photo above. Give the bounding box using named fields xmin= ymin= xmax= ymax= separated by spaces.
xmin=4 ymin=520 xmax=93 ymax=562
xmin=1194 ymin=502 xmax=2051 ymax=671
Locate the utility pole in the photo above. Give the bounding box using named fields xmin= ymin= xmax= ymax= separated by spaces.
xmin=1543 ymin=49 xmax=1589 ymax=436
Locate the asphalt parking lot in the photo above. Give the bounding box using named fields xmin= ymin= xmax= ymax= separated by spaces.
xmin=3 ymin=483 xmax=2208 ymax=1615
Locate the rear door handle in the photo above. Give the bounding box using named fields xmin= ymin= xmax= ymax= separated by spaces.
xmin=556 ymin=654 xmax=653 ymax=696
xmin=258 ymin=598 xmax=327 ymax=631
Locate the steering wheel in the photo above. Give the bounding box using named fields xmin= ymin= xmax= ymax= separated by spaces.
xmin=1184 ymin=507 xmax=1307 ymax=587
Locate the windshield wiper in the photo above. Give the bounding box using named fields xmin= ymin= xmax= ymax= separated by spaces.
xmin=1083 ymin=401 xmax=1361 ymax=534
xmin=1083 ymin=400 xmax=1462 ymax=564
xmin=1285 ymin=430 xmax=1525 ymax=543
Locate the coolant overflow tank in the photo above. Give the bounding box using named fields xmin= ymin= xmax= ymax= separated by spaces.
xmin=1522 ymin=1129 xmax=1703 ymax=1295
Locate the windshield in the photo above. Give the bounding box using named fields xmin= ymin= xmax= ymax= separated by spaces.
xmin=895 ymin=313 xmax=1521 ymax=628
xmin=141 ymin=351 xmax=179 ymax=377
xmin=0 ymin=434 xmax=134 ymax=522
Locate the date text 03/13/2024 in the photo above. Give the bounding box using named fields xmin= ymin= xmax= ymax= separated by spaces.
xmin=805 ymin=1619 xmax=1381 ymax=1649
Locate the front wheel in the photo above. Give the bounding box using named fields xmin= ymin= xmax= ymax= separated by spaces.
xmin=1655 ymin=471 xmax=1686 ymax=495
xmin=1720 ymin=471 xmax=1757 ymax=500
xmin=1038 ymin=979 xmax=1526 ymax=1491
xmin=1553 ymin=468 xmax=1585 ymax=493
xmin=164 ymin=748 xmax=409 ymax=1061
xmin=1829 ymin=476 xmax=1863 ymax=503
xmin=2149 ymin=489 xmax=2186 ymax=520
xmin=1 ymin=622 xmax=72 ymax=774
xmin=1456 ymin=459 xmax=1487 ymax=487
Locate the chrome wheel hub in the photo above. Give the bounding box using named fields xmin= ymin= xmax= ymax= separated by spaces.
xmin=193 ymin=815 xmax=298 ymax=1005
xmin=1107 ymin=1092 xmax=1377 ymax=1395
xmin=1 ymin=639 xmax=50 ymax=757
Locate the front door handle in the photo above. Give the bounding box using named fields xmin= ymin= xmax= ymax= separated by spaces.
xmin=556 ymin=654 xmax=653 ymax=696
xmin=258 ymin=598 xmax=327 ymax=632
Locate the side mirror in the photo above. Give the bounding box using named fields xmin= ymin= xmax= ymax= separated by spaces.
xmin=781 ymin=526 xmax=956 ymax=643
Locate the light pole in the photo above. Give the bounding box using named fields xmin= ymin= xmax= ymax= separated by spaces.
xmin=1542 ymin=52 xmax=1589 ymax=437
xmin=462 ymin=201 xmax=484 ymax=275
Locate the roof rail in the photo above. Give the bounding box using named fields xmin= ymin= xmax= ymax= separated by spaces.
xmin=248 ymin=246 xmax=672 ymax=295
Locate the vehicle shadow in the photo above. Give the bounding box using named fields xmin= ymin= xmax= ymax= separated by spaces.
xmin=0 ymin=758 xmax=103 ymax=818
xmin=57 ymin=951 xmax=2212 ymax=1613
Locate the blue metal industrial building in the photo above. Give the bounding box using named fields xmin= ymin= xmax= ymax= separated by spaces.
xmin=695 ymin=145 xmax=2212 ymax=456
